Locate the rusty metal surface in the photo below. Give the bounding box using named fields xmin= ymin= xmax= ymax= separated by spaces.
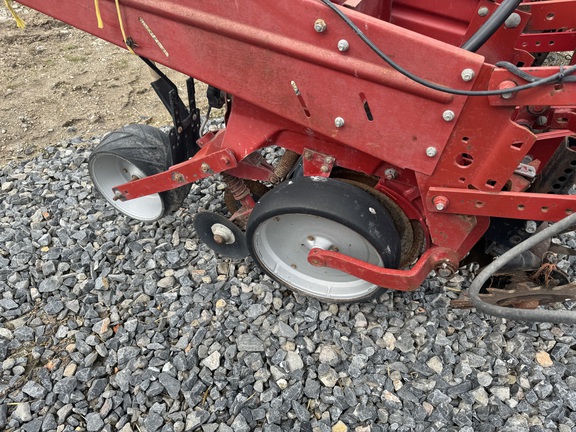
xmin=481 ymin=281 xmax=576 ymax=308
xmin=453 ymin=264 xmax=576 ymax=310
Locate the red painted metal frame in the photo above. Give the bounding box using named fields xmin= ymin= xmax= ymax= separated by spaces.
xmin=426 ymin=187 xmax=576 ymax=222
xmin=390 ymin=0 xmax=480 ymax=46
xmin=15 ymin=0 xmax=576 ymax=292
xmin=465 ymin=2 xmax=533 ymax=66
xmin=114 ymin=134 xmax=238 ymax=200
xmin=489 ymin=67 xmax=576 ymax=107
xmin=517 ymin=32 xmax=576 ymax=53
xmin=521 ymin=0 xmax=576 ymax=32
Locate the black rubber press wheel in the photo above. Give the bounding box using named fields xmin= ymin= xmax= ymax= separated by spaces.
xmin=88 ymin=124 xmax=191 ymax=221
xmin=246 ymin=176 xmax=401 ymax=302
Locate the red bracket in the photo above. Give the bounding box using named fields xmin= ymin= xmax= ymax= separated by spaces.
xmin=302 ymin=148 xmax=335 ymax=177
xmin=113 ymin=136 xmax=238 ymax=201
xmin=308 ymin=246 xmax=459 ymax=292
xmin=427 ymin=187 xmax=576 ymax=222
xmin=516 ymin=31 xmax=576 ymax=53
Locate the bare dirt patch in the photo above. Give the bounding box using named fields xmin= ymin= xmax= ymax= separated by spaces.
xmin=0 ymin=6 xmax=201 ymax=166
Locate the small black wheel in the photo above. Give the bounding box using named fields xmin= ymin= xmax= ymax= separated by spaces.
xmin=246 ymin=176 xmax=401 ymax=302
xmin=194 ymin=211 xmax=249 ymax=259
xmin=88 ymin=124 xmax=191 ymax=221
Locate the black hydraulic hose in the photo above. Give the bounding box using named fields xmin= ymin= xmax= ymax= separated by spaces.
xmin=461 ymin=0 xmax=523 ymax=52
xmin=469 ymin=212 xmax=576 ymax=324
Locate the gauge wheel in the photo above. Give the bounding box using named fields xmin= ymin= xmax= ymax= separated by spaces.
xmin=246 ymin=176 xmax=401 ymax=302
xmin=88 ymin=124 xmax=191 ymax=222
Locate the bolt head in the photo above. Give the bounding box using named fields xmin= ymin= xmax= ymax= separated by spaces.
xmin=172 ymin=172 xmax=186 ymax=183
xmin=498 ymin=80 xmax=517 ymax=99
xmin=435 ymin=262 xmax=456 ymax=278
xmin=461 ymin=68 xmax=475 ymax=82
xmin=314 ymin=19 xmax=327 ymax=33
xmin=433 ymin=195 xmax=449 ymax=211
xmin=438 ymin=267 xmax=453 ymax=278
xmin=337 ymin=39 xmax=350 ymax=52
xmin=442 ymin=110 xmax=455 ymax=122
xmin=334 ymin=117 xmax=345 ymax=128
xmin=384 ymin=168 xmax=398 ymax=180
xmin=505 ymin=12 xmax=521 ymax=29
xmin=536 ymin=116 xmax=548 ymax=126
xmin=525 ymin=220 xmax=538 ymax=234
xmin=478 ymin=6 xmax=489 ymax=17
xmin=426 ymin=147 xmax=438 ymax=158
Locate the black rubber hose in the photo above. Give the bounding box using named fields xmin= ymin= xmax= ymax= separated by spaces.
xmin=469 ymin=212 xmax=576 ymax=324
xmin=496 ymin=61 xmax=576 ymax=83
xmin=461 ymin=0 xmax=523 ymax=52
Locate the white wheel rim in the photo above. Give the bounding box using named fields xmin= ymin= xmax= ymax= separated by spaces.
xmin=252 ymin=213 xmax=383 ymax=300
xmin=90 ymin=153 xmax=164 ymax=221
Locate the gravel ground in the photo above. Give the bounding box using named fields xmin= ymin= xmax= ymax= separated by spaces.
xmin=1 ymin=135 xmax=576 ymax=432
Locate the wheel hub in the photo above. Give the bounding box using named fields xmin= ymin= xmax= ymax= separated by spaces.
xmin=305 ymin=235 xmax=335 ymax=251
xmin=194 ymin=211 xmax=249 ymax=259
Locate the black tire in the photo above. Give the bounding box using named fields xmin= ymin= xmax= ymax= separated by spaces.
xmin=246 ymin=176 xmax=401 ymax=302
xmin=88 ymin=124 xmax=191 ymax=221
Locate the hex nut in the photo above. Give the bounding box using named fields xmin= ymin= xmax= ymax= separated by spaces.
xmin=314 ymin=19 xmax=327 ymax=33
xmin=461 ymin=68 xmax=475 ymax=82
xmin=442 ymin=110 xmax=455 ymax=122
xmin=525 ymin=220 xmax=538 ymax=234
xmin=433 ymin=196 xmax=449 ymax=211
xmin=337 ymin=39 xmax=350 ymax=52
xmin=498 ymin=80 xmax=517 ymax=99
xmin=384 ymin=168 xmax=398 ymax=180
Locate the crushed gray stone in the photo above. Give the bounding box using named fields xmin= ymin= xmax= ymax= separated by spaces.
xmin=1 ymin=138 xmax=575 ymax=431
